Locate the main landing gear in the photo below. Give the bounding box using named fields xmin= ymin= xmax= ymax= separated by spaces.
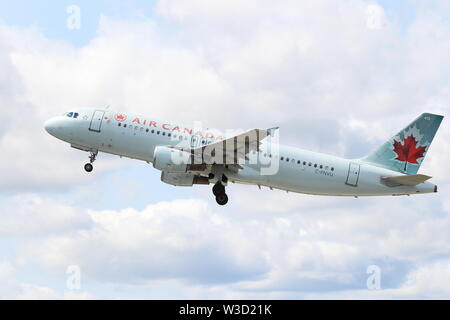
xmin=84 ymin=150 xmax=98 ymax=173
xmin=213 ymin=179 xmax=228 ymax=206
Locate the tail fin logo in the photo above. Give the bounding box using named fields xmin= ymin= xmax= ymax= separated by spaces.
xmin=393 ymin=134 xmax=427 ymax=171
xmin=361 ymin=113 xmax=443 ymax=175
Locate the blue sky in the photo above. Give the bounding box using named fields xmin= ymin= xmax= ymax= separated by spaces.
xmin=0 ymin=0 xmax=449 ymax=299
xmin=0 ymin=0 xmax=426 ymax=47
xmin=0 ymin=0 xmax=159 ymax=47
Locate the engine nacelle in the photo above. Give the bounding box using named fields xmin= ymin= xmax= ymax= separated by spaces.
xmin=153 ymin=146 xmax=191 ymax=173
xmin=161 ymin=172 xmax=209 ymax=187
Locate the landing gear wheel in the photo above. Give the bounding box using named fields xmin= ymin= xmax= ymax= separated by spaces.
xmin=216 ymin=193 xmax=228 ymax=206
xmin=84 ymin=163 xmax=93 ymax=173
xmin=212 ymin=183 xmax=225 ymax=196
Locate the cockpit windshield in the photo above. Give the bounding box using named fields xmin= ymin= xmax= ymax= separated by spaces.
xmin=64 ymin=112 xmax=79 ymax=118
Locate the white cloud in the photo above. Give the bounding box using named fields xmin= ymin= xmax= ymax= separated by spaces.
xmin=1 ymin=0 xmax=449 ymax=192
xmin=0 ymin=194 xmax=92 ymax=236
xmin=0 ymin=260 xmax=93 ymax=299
xmin=0 ymin=0 xmax=449 ymax=299
xmin=1 ymin=192 xmax=444 ymax=298
xmin=399 ymin=260 xmax=450 ymax=298
xmin=19 ymin=198 xmax=267 ymax=285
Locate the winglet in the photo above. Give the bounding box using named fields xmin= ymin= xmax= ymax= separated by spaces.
xmin=266 ymin=127 xmax=279 ymax=137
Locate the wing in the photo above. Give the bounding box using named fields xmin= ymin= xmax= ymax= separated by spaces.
xmin=174 ymin=127 xmax=278 ymax=166
xmin=380 ymin=174 xmax=432 ymax=187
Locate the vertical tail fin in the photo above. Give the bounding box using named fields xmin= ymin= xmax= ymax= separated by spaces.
xmin=360 ymin=113 xmax=444 ymax=174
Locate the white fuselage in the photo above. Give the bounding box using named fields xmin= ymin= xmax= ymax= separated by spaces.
xmin=44 ymin=108 xmax=437 ymax=197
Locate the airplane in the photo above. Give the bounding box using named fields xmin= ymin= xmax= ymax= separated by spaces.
xmin=44 ymin=109 xmax=443 ymax=205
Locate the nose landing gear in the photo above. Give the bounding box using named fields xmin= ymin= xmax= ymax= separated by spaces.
xmin=213 ymin=182 xmax=228 ymax=206
xmin=84 ymin=150 xmax=98 ymax=173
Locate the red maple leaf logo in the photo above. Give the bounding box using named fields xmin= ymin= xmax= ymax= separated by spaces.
xmin=115 ymin=114 xmax=127 ymax=122
xmin=393 ymin=135 xmax=426 ymax=170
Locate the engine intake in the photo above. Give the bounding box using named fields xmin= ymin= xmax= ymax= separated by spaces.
xmin=153 ymin=146 xmax=206 ymax=173
xmin=153 ymin=146 xmax=190 ymax=173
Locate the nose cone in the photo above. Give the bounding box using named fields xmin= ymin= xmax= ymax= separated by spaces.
xmin=44 ymin=118 xmax=58 ymax=136
xmin=44 ymin=117 xmax=68 ymax=141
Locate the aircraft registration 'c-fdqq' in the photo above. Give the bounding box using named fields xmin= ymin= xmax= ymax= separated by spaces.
xmin=44 ymin=109 xmax=443 ymax=205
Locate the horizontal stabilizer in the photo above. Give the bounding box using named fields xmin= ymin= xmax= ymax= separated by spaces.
xmin=380 ymin=174 xmax=432 ymax=187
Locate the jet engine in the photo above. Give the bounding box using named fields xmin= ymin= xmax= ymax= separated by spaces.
xmin=153 ymin=146 xmax=191 ymax=173
xmin=161 ymin=172 xmax=209 ymax=187
xmin=153 ymin=146 xmax=206 ymax=173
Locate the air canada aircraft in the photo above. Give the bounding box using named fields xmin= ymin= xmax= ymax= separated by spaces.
xmin=44 ymin=109 xmax=443 ymax=205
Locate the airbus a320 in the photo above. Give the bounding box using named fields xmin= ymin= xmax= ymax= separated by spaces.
xmin=44 ymin=109 xmax=443 ymax=205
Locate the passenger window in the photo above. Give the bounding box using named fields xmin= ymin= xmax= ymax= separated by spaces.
xmin=162 ymin=132 xmax=166 ymax=136
xmin=151 ymin=130 xmax=154 ymax=134
xmin=146 ymin=128 xmax=149 ymax=133
xmin=308 ymin=162 xmax=312 ymax=166
xmin=286 ymin=158 xmax=289 ymax=162
xmin=118 ymin=123 xmax=121 ymax=127
xmin=168 ymin=133 xmax=171 ymax=137
xmin=297 ymin=160 xmax=301 ymax=164
xmin=157 ymin=131 xmax=160 ymax=135
xmin=303 ymin=161 xmax=306 ymax=165
xmin=280 ymin=157 xmax=284 ymax=161
xmin=331 ymin=167 xmax=334 ymax=171
xmin=320 ymin=165 xmax=323 ymax=169
xmin=314 ymin=164 xmax=317 ymax=168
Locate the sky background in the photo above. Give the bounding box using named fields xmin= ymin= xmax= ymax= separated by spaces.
xmin=0 ymin=0 xmax=449 ymax=299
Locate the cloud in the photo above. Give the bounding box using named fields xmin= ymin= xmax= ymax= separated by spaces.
xmin=3 ymin=192 xmax=445 ymax=298
xmin=0 ymin=0 xmax=449 ymax=299
xmin=0 ymin=0 xmax=449 ymax=193
xmin=19 ymin=198 xmax=268 ymax=285
xmin=0 ymin=260 xmax=93 ymax=299
xmin=0 ymin=194 xmax=93 ymax=236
